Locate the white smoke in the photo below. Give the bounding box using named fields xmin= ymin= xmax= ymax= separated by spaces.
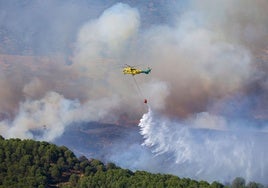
xmin=74 ymin=3 xmax=140 ymax=67
xmin=0 ymin=91 xmax=119 ymax=141
xmin=0 ymin=2 xmax=141 ymax=141
xmin=138 ymin=107 xmax=268 ymax=184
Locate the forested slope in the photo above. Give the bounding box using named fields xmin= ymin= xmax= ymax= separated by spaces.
xmin=0 ymin=136 xmax=264 ymax=188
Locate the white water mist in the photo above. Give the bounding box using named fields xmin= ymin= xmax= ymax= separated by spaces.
xmin=139 ymin=107 xmax=268 ymax=184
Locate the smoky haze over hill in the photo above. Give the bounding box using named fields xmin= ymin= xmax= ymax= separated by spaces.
xmin=0 ymin=0 xmax=268 ymax=184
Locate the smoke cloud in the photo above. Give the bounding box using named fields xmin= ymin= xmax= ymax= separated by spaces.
xmin=0 ymin=0 xmax=268 ymax=184
xmin=0 ymin=2 xmax=142 ymax=141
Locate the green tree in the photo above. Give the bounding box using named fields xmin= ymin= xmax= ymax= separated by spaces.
xmin=106 ymin=162 xmax=118 ymax=170
xmin=50 ymin=165 xmax=61 ymax=182
xmin=247 ymin=181 xmax=264 ymax=188
xmin=84 ymin=165 xmax=95 ymax=176
xmin=0 ymin=135 xmax=4 ymax=140
xmin=232 ymin=177 xmax=246 ymax=188
xmin=211 ymin=181 xmax=224 ymax=188
xmin=69 ymin=174 xmax=79 ymax=187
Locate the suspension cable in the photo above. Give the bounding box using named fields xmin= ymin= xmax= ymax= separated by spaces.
xmin=132 ymin=75 xmax=144 ymax=99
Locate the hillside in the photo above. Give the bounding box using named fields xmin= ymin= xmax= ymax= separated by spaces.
xmin=0 ymin=136 xmax=265 ymax=188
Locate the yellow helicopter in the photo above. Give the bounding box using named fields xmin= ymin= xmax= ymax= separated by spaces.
xmin=122 ymin=64 xmax=151 ymax=104
xmin=123 ymin=64 xmax=151 ymax=76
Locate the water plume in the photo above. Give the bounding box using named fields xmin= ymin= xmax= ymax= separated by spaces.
xmin=138 ymin=106 xmax=268 ymax=184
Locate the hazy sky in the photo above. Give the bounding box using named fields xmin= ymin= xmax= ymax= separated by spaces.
xmin=0 ymin=0 xmax=268 ymax=184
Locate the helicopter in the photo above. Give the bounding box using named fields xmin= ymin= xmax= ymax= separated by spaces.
xmin=123 ymin=64 xmax=151 ymax=76
xmin=122 ymin=64 xmax=151 ymax=104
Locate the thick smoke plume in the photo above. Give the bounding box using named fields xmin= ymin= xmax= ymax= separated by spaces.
xmin=0 ymin=0 xmax=268 ymax=184
xmin=0 ymin=2 xmax=143 ymax=141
